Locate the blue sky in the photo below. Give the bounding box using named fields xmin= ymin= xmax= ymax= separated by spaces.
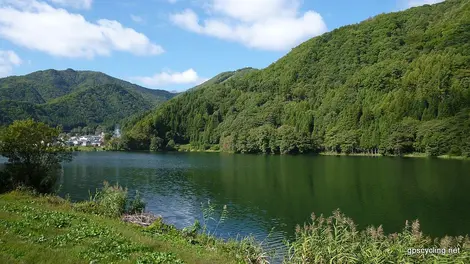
xmin=0 ymin=0 xmax=444 ymax=91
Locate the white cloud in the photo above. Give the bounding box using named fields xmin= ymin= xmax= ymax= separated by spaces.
xmin=132 ymin=69 xmax=208 ymax=87
xmin=170 ymin=0 xmax=327 ymax=51
xmin=130 ymin=14 xmax=144 ymax=23
xmin=0 ymin=50 xmax=22 ymax=77
xmin=49 ymin=0 xmax=92 ymax=9
xmin=0 ymin=0 xmax=164 ymax=58
xmin=407 ymin=0 xmax=444 ymax=7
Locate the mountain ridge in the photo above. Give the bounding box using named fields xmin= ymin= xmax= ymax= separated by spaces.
xmin=0 ymin=69 xmax=177 ymax=130
xmin=125 ymin=0 xmax=470 ymax=157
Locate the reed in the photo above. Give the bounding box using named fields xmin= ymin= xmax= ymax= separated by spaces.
xmin=285 ymin=210 xmax=470 ymax=263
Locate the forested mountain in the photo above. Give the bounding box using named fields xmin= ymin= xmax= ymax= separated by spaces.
xmin=126 ymin=0 xmax=470 ymax=157
xmin=0 ymin=69 xmax=176 ymax=130
xmin=191 ymin=68 xmax=258 ymax=90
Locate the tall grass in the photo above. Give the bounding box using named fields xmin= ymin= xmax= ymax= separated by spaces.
xmin=73 ymin=181 xmax=146 ymax=218
xmin=182 ymin=199 xmax=270 ymax=264
xmin=285 ymin=210 xmax=470 ymax=263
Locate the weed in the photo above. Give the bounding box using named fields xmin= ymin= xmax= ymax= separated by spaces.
xmin=200 ymin=199 xmax=228 ymax=236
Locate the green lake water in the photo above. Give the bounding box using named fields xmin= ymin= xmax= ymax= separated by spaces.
xmin=5 ymin=151 xmax=470 ymax=251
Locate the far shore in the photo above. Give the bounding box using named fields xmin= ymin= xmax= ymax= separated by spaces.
xmin=319 ymin=151 xmax=469 ymax=160
xmin=71 ymin=145 xmax=469 ymax=160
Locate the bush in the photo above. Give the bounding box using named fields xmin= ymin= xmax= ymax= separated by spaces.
xmin=97 ymin=182 xmax=127 ymax=217
xmin=128 ymin=191 xmax=146 ymax=214
xmin=73 ymin=182 xmax=147 ymax=218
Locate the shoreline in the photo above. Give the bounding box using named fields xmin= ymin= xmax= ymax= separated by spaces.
xmin=73 ymin=145 xmax=469 ymax=160
xmin=174 ymin=147 xmax=469 ymax=160
xmin=319 ymin=152 xmax=469 ymax=160
xmin=1 ymin=191 xmax=468 ymax=263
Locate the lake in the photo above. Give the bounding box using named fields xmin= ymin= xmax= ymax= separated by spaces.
xmin=3 ymin=151 xmax=470 ymax=253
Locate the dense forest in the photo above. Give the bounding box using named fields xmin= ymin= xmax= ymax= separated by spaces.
xmin=0 ymin=69 xmax=175 ymax=130
xmin=125 ymin=0 xmax=470 ymax=157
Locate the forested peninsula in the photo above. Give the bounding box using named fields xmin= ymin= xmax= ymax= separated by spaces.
xmin=124 ymin=0 xmax=470 ymax=157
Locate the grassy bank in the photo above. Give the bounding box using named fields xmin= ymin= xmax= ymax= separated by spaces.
xmin=0 ymin=190 xmax=264 ymax=264
xmin=1 ymin=189 xmax=469 ymax=263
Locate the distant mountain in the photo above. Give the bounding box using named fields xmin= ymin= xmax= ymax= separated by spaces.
xmin=0 ymin=69 xmax=176 ymax=130
xmin=126 ymin=0 xmax=470 ymax=157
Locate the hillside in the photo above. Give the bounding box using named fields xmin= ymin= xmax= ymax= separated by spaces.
xmin=0 ymin=69 xmax=176 ymax=130
xmin=126 ymin=0 xmax=470 ymax=157
xmin=0 ymin=69 xmax=174 ymax=104
xmin=191 ymin=68 xmax=258 ymax=90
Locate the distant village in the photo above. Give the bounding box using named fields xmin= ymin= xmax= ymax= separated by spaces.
xmin=64 ymin=126 xmax=121 ymax=147
xmin=66 ymin=134 xmax=105 ymax=147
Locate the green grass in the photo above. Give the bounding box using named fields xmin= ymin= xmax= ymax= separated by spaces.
xmin=0 ymin=191 xmax=240 ymax=264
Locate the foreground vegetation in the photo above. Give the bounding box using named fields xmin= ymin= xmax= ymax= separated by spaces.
xmin=287 ymin=211 xmax=469 ymax=263
xmin=125 ymin=0 xmax=470 ymax=158
xmin=0 ymin=185 xmax=268 ymax=264
xmin=0 ymin=181 xmax=468 ymax=263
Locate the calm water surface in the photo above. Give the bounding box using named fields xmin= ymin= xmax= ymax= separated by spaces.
xmin=4 ymin=152 xmax=470 ymax=253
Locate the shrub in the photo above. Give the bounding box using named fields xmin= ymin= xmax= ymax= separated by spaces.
xmin=74 ymin=182 xmax=136 ymax=218
xmin=95 ymin=182 xmax=128 ymax=217
xmin=128 ymin=190 xmax=146 ymax=214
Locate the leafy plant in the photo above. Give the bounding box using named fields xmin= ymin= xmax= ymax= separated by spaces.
xmin=136 ymin=252 xmax=184 ymax=264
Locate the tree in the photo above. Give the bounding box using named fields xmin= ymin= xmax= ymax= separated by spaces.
xmin=149 ymin=136 xmax=164 ymax=152
xmin=104 ymin=133 xmax=112 ymax=141
xmin=166 ymin=139 xmax=176 ymax=151
xmin=0 ymin=119 xmax=72 ymax=193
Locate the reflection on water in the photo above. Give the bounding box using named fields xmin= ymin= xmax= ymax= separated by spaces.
xmin=3 ymin=152 xmax=470 ymax=256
